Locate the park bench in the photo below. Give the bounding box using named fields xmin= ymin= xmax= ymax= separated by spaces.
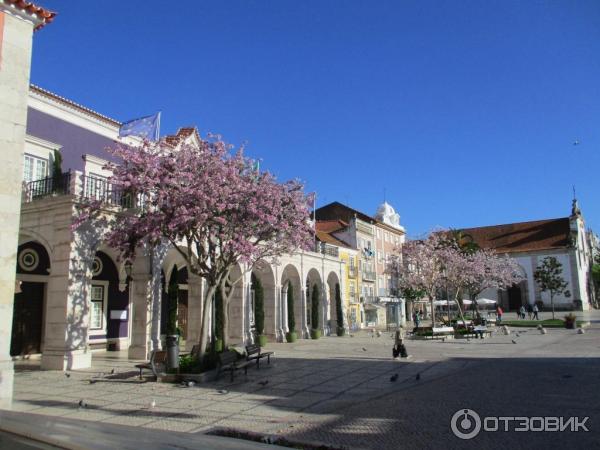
xmin=430 ymin=326 xmax=455 ymax=340
xmin=135 ymin=350 xmax=167 ymax=380
xmin=217 ymin=350 xmax=252 ymax=382
xmin=245 ymin=344 xmax=274 ymax=368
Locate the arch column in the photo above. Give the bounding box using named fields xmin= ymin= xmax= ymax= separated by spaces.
xmin=321 ymin=282 xmax=329 ymax=335
xmin=300 ymin=287 xmax=309 ymax=338
xmin=279 ymin=284 xmax=288 ymax=340
xmin=184 ymin=273 xmax=202 ymax=351
xmin=127 ymin=254 xmax=153 ymax=360
xmin=41 ymin=224 xmax=101 ymax=370
xmin=149 ymin=243 xmax=169 ymax=351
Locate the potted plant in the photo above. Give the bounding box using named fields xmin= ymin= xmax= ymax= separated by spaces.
xmin=310 ymin=283 xmax=321 ymax=339
xmin=285 ymin=282 xmax=297 ymax=342
xmin=564 ymin=313 xmax=577 ymax=329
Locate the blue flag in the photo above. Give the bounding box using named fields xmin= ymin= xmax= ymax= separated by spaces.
xmin=119 ymin=112 xmax=160 ymax=140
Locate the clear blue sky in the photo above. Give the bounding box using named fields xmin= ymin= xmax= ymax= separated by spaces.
xmin=31 ymin=1 xmax=600 ymax=237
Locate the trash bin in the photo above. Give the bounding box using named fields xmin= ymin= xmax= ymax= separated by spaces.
xmin=166 ymin=335 xmax=179 ymax=370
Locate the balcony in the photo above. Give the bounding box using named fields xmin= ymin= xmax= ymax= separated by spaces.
xmin=361 ymin=295 xmax=377 ymax=304
xmin=22 ymin=171 xmax=143 ymax=209
xmin=314 ymin=242 xmax=339 ymax=258
xmin=362 ymin=271 xmax=376 ymax=281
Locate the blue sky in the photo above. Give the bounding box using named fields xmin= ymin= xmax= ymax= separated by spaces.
xmin=31 ymin=1 xmax=600 ymax=237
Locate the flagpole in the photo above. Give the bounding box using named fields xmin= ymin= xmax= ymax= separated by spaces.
xmin=156 ymin=111 xmax=161 ymax=140
xmin=313 ymin=192 xmax=317 ymax=251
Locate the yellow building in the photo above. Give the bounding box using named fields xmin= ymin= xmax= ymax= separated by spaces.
xmin=315 ymin=222 xmax=360 ymax=331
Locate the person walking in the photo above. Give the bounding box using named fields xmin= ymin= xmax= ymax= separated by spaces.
xmin=533 ymin=303 xmax=540 ymax=320
xmin=527 ymin=303 xmax=533 ymax=320
xmin=414 ymin=310 xmax=421 ymax=329
xmin=496 ymin=305 xmax=503 ymax=323
xmin=519 ymin=305 xmax=526 ymax=320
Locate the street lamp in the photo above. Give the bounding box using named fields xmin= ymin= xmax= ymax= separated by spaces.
xmin=124 ymin=260 xmax=133 ymax=281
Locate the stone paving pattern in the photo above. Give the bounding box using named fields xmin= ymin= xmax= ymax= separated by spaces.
xmin=9 ymin=314 xmax=600 ymax=449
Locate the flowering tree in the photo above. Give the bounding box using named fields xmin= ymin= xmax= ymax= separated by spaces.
xmin=388 ymin=231 xmax=524 ymax=327
xmin=391 ymin=233 xmax=448 ymax=327
xmin=84 ymin=137 xmax=313 ymax=359
xmin=534 ymin=256 xmax=569 ymax=320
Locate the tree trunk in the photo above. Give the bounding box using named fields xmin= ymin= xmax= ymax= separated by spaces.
xmin=197 ymin=284 xmax=216 ymax=361
xmin=429 ymin=295 xmax=436 ymax=327
xmin=453 ymin=290 xmax=467 ymax=328
xmin=551 ymin=292 xmax=555 ymax=320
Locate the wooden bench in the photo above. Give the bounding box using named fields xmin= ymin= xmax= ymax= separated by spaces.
xmin=245 ymin=344 xmax=274 ymax=368
xmin=217 ymin=350 xmax=252 ymax=382
xmin=135 ymin=350 xmax=167 ymax=380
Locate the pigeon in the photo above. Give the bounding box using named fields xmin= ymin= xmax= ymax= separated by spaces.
xmin=258 ymin=380 xmax=269 ymax=386
xmin=362 ymin=347 xmax=367 ymax=352
xmin=515 ymin=333 xmax=521 ymax=338
xmin=110 ymin=368 xmax=115 ymax=375
xmin=65 ymin=372 xmax=71 ymax=378
xmin=390 ymin=373 xmax=399 ymax=382
xmin=540 ymin=328 xmax=547 ymax=335
xmin=216 ymin=389 xmax=229 ymax=395
xmin=186 ymin=380 xmax=196 ymax=387
xmin=89 ymin=379 xmax=96 ymax=385
xmin=149 ymin=399 xmax=156 ymax=409
xmin=78 ymin=399 xmax=87 ymax=408
xmin=577 ymin=328 xmax=585 ymax=335
xmin=415 ymin=373 xmax=421 ymax=381
xmin=376 ymin=331 xmax=382 ymax=338
xmin=349 ymin=334 xmax=354 ymax=338
xmin=511 ymin=340 xmax=517 ymax=344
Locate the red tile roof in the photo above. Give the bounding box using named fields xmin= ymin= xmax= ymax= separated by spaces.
xmin=459 ymin=217 xmax=571 ymax=254
xmin=30 ymin=84 xmax=121 ymax=126
xmin=316 ymin=230 xmax=351 ymax=249
xmin=316 ymin=219 xmax=348 ymax=234
xmin=5 ymin=1 xmax=56 ymax=30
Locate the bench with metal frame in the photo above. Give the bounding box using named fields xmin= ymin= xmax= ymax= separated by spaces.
xmin=134 ymin=350 xmax=167 ymax=380
xmin=217 ymin=350 xmax=252 ymax=382
xmin=245 ymin=344 xmax=274 ymax=368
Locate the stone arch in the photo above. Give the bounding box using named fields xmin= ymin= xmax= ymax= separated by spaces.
xmin=252 ymin=262 xmax=276 ymax=341
xmin=327 ymin=271 xmax=341 ymax=333
xmin=281 ymin=264 xmax=302 ymax=337
xmin=18 ymin=231 xmax=53 ymax=262
xmin=91 ymin=250 xmax=128 ymax=347
xmin=306 ymin=268 xmax=323 ymax=330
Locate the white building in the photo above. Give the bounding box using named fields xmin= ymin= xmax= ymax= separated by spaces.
xmin=462 ymin=201 xmax=596 ymax=311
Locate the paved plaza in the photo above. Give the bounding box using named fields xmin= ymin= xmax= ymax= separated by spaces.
xmin=6 ymin=316 xmax=600 ymax=449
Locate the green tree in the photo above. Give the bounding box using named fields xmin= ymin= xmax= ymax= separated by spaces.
xmin=335 ymin=283 xmax=344 ymax=334
xmin=52 ymin=149 xmax=63 ymax=193
xmin=534 ymin=256 xmax=569 ymax=319
xmin=311 ymin=283 xmax=320 ymax=330
xmin=253 ymin=274 xmax=265 ymax=336
xmin=214 ymin=283 xmax=224 ymax=343
xmin=287 ymin=281 xmax=295 ymax=332
xmin=166 ymin=270 xmax=179 ymax=335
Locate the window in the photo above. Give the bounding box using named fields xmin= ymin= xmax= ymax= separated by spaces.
xmin=90 ymin=285 xmax=104 ymax=330
xmin=23 ymin=155 xmax=48 ymax=183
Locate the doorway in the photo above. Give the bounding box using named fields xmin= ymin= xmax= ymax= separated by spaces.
xmin=11 ymin=281 xmax=45 ymax=356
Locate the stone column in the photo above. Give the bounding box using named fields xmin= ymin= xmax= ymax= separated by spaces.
xmin=42 ymin=223 xmax=100 ymax=370
xmin=127 ymin=255 xmax=152 ymax=360
xmin=322 ymin=282 xmax=329 ymax=335
xmin=244 ymin=274 xmax=253 ymax=343
xmin=0 ymin=6 xmax=42 ymax=408
xmin=280 ymin=284 xmax=289 ymax=339
xmin=149 ymin=244 xmax=169 ymax=351
xmin=301 ymin=287 xmax=309 ymax=338
xmin=185 ymin=273 xmax=203 ymax=351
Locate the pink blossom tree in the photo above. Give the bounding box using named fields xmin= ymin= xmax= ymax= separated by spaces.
xmin=83 ymin=137 xmax=313 ymax=359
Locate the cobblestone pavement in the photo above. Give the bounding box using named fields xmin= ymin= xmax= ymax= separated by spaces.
xmin=9 ymin=321 xmax=600 ymax=449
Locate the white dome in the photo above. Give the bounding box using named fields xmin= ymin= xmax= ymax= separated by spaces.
xmin=375 ymin=201 xmax=404 ymax=231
